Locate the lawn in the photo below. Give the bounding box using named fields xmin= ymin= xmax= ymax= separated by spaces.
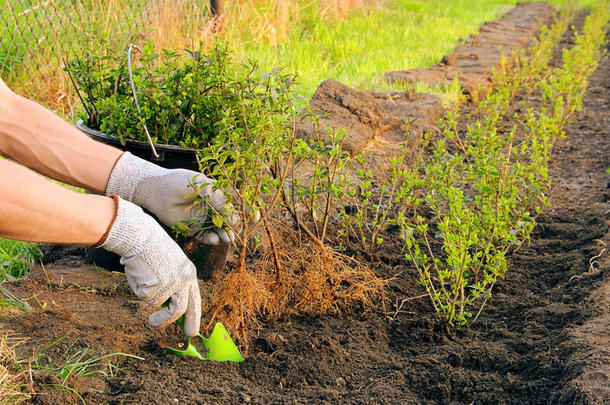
xmin=237 ymin=0 xmax=587 ymax=97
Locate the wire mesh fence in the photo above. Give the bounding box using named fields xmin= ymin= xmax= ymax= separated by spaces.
xmin=1 ymin=0 xmax=216 ymax=113
xmin=2 ymin=1 xmax=150 ymax=80
xmin=1 ymin=0 xmax=369 ymax=113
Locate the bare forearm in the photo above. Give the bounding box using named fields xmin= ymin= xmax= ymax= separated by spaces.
xmin=0 ymin=159 xmax=115 ymax=245
xmin=0 ymin=89 xmax=122 ymax=193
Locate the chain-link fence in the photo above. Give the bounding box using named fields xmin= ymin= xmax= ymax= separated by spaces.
xmin=1 ymin=0 xmax=217 ymax=100
xmin=2 ymin=1 xmax=147 ymax=80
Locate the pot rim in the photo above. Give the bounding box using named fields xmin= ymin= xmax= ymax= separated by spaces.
xmin=76 ymin=120 xmax=199 ymax=154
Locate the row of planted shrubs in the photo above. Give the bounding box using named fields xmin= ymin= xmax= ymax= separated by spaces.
xmin=197 ymin=5 xmax=608 ymax=342
xmin=396 ymin=6 xmax=608 ymax=329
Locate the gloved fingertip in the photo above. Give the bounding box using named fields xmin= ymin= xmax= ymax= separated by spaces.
xmin=149 ymin=307 xmax=178 ymax=329
xmin=216 ymin=229 xmax=231 ymax=244
xmin=183 ymin=321 xmax=200 ymax=337
xmin=183 ymin=283 xmax=202 ymax=337
xmin=149 ymin=290 xmax=188 ymax=328
xmin=200 ymin=231 xmax=221 ymax=246
xmin=227 ymin=230 xmax=235 ymax=244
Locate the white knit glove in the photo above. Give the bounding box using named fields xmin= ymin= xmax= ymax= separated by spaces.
xmin=99 ymin=196 xmax=201 ymax=336
xmin=106 ymin=152 xmax=236 ymax=246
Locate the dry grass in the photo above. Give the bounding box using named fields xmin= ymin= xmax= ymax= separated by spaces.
xmin=144 ymin=0 xmax=218 ymax=52
xmin=0 ymin=334 xmax=29 ymax=404
xmin=319 ymin=0 xmax=378 ymax=20
xmin=142 ymin=0 xmax=380 ymax=51
xmin=204 ymin=1 xmax=381 ymax=46
xmin=16 ymin=52 xmax=78 ymax=117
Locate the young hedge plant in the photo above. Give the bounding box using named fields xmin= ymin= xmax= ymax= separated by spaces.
xmin=186 ymin=55 xmax=385 ymax=346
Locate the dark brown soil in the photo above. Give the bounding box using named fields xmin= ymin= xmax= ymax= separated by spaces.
xmin=0 ymin=6 xmax=608 ymax=405
xmin=296 ymin=79 xmax=388 ymax=156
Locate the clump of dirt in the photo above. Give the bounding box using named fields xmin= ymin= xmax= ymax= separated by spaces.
xmin=296 ymin=79 xmax=387 ymax=156
xmin=297 ymin=80 xmax=444 ymax=179
xmin=370 ymin=91 xmax=443 ymax=141
xmin=363 ymin=90 xmax=443 ymax=178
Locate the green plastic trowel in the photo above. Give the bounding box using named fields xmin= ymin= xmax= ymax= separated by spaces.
xmin=167 ymin=315 xmax=244 ymax=362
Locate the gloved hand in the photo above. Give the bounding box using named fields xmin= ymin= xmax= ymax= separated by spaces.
xmin=98 ymin=196 xmax=201 ymax=336
xmin=105 ymin=152 xmax=237 ymax=246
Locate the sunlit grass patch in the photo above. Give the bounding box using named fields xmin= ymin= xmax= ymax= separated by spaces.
xmin=237 ymin=0 xmax=591 ymax=98
xmin=0 ymin=238 xmax=41 ymax=281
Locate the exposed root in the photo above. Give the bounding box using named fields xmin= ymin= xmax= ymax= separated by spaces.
xmin=204 ymin=268 xmax=269 ymax=352
xmin=204 ymin=225 xmax=387 ymax=351
xmin=292 ymin=244 xmax=387 ymax=316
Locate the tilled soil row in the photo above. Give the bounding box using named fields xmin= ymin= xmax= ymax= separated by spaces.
xmin=385 ymin=2 xmax=556 ymax=95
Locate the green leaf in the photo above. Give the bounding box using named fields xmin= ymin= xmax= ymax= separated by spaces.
xmin=212 ymin=214 xmax=223 ymax=228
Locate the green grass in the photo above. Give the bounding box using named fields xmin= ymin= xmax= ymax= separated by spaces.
xmin=236 ymin=0 xmax=598 ymax=98
xmin=0 ymin=238 xmax=40 ymax=310
xmin=0 ymin=237 xmax=41 ymax=281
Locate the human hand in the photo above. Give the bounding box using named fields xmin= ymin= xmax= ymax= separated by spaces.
xmin=99 ymin=196 xmax=201 ymax=335
xmin=106 ymin=152 xmax=238 ymax=245
xmin=0 ymin=77 xmax=9 ymax=93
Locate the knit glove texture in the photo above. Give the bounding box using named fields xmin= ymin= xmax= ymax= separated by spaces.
xmin=106 ymin=152 xmax=235 ymax=245
xmin=99 ymin=196 xmax=201 ymax=336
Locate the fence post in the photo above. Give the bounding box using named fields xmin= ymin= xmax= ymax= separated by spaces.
xmin=210 ymin=0 xmax=225 ymax=31
xmin=210 ymin=0 xmax=224 ymax=17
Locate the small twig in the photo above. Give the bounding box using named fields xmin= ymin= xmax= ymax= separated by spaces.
xmin=40 ymin=262 xmax=52 ymax=289
xmin=62 ymin=57 xmax=93 ymax=121
xmin=389 ymin=294 xmax=427 ymax=320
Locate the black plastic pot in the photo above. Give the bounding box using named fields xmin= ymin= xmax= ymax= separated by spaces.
xmin=76 ymin=120 xmax=200 ymax=171
xmin=77 ymin=121 xmax=227 ymax=280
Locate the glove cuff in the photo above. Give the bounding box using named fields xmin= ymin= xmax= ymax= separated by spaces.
xmin=105 ymin=152 xmax=165 ymax=201
xmin=98 ymin=195 xmax=157 ymax=258
xmin=93 ymin=195 xmax=120 ymax=247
